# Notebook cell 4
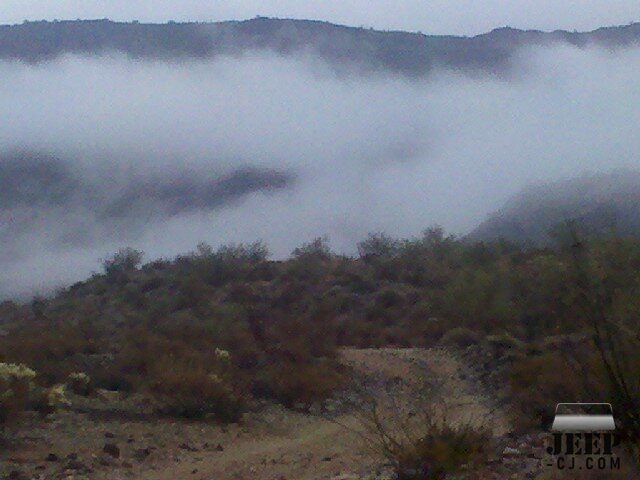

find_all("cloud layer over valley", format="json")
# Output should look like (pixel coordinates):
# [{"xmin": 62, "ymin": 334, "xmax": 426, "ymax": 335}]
[{"xmin": 2, "ymin": 43, "xmax": 640, "ymax": 297}]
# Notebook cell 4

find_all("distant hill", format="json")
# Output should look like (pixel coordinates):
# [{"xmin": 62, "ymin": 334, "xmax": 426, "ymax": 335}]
[
  {"xmin": 1, "ymin": 18, "xmax": 640, "ymax": 75},
  {"xmin": 467, "ymin": 170, "xmax": 640, "ymax": 245},
  {"xmin": 0, "ymin": 151, "xmax": 291, "ymax": 229}
]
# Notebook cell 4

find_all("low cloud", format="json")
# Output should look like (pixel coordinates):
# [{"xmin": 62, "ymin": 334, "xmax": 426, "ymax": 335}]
[{"xmin": 1, "ymin": 45, "xmax": 640, "ymax": 297}]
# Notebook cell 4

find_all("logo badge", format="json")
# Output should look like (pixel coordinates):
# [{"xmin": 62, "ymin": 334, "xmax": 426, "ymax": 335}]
[{"xmin": 545, "ymin": 403, "xmax": 621, "ymax": 471}]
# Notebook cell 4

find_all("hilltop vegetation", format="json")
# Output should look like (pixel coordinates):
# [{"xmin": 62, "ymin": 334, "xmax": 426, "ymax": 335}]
[{"xmin": 1, "ymin": 18, "xmax": 640, "ymax": 75}]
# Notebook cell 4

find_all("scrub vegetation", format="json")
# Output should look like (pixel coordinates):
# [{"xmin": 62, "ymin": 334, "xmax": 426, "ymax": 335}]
[{"xmin": 0, "ymin": 226, "xmax": 637, "ymax": 432}]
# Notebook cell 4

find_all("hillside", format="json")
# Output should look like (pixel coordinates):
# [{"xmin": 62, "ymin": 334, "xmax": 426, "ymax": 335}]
[
  {"xmin": 468, "ymin": 170, "xmax": 640, "ymax": 245},
  {"xmin": 2, "ymin": 231, "xmax": 640, "ymax": 477},
  {"xmin": 1, "ymin": 18, "xmax": 640, "ymax": 75}
]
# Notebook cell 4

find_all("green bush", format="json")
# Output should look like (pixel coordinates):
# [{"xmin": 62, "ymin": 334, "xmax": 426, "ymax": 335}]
[
  {"xmin": 0, "ymin": 363, "xmax": 36, "ymax": 425},
  {"xmin": 149, "ymin": 358, "xmax": 243, "ymax": 422},
  {"xmin": 396, "ymin": 422, "xmax": 492, "ymax": 480},
  {"xmin": 256, "ymin": 359, "xmax": 343, "ymax": 407},
  {"xmin": 101, "ymin": 247, "xmax": 144, "ymax": 277},
  {"xmin": 67, "ymin": 372, "xmax": 92, "ymax": 396},
  {"xmin": 438, "ymin": 327, "xmax": 481, "ymax": 348}
]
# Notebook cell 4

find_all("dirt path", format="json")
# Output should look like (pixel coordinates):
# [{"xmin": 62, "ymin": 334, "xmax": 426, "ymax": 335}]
[
  {"xmin": 123, "ymin": 347, "xmax": 511, "ymax": 480},
  {"xmin": 2, "ymin": 347, "xmax": 512, "ymax": 480}
]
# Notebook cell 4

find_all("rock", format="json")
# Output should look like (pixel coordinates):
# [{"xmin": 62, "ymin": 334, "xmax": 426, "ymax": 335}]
[
  {"xmin": 400, "ymin": 469, "xmax": 418, "ymax": 477},
  {"xmin": 502, "ymin": 446, "xmax": 521, "ymax": 457},
  {"xmin": 45, "ymin": 453, "xmax": 59, "ymax": 462},
  {"xmin": 308, "ymin": 403, "xmax": 322, "ymax": 415},
  {"xmin": 215, "ymin": 443, "xmax": 224, "ymax": 452},
  {"xmin": 322, "ymin": 456, "xmax": 333, "ymax": 462},
  {"xmin": 66, "ymin": 459, "xmax": 91, "ymax": 472},
  {"xmin": 98, "ymin": 456, "xmax": 113, "ymax": 466},
  {"xmin": 133, "ymin": 448, "xmax": 151, "ymax": 462},
  {"xmin": 103, "ymin": 443, "xmax": 120, "ymax": 458},
  {"xmin": 96, "ymin": 389, "xmax": 120, "ymax": 403},
  {"xmin": 179, "ymin": 442, "xmax": 199, "ymax": 452}
]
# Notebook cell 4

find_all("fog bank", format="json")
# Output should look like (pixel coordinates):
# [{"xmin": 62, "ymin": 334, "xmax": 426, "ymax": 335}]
[{"xmin": 2, "ymin": 45, "xmax": 640, "ymax": 297}]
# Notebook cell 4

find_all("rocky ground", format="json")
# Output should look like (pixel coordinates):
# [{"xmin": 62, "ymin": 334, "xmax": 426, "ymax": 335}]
[{"xmin": 1, "ymin": 347, "xmax": 634, "ymax": 480}]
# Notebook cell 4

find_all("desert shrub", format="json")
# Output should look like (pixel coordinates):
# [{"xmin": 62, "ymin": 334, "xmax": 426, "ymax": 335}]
[
  {"xmin": 185, "ymin": 241, "xmax": 270, "ymax": 287},
  {"xmin": 395, "ymin": 422, "xmax": 492, "ymax": 479},
  {"xmin": 148, "ymin": 356, "xmax": 242, "ymax": 422},
  {"xmin": 0, "ymin": 320, "xmax": 103, "ymax": 385},
  {"xmin": 404, "ymin": 301, "xmax": 450, "ymax": 345},
  {"xmin": 354, "ymin": 396, "xmax": 492, "ymax": 480},
  {"xmin": 288, "ymin": 237, "xmax": 334, "ymax": 281},
  {"xmin": 260, "ymin": 359, "xmax": 344, "ymax": 407},
  {"xmin": 507, "ymin": 350, "xmax": 604, "ymax": 430},
  {"xmin": 102, "ymin": 247, "xmax": 144, "ymax": 277},
  {"xmin": 438, "ymin": 327, "xmax": 481, "ymax": 348},
  {"xmin": 357, "ymin": 232, "xmax": 399, "ymax": 260},
  {"xmin": 0, "ymin": 300, "xmax": 20, "ymax": 324},
  {"xmin": 560, "ymin": 234, "xmax": 640, "ymax": 462},
  {"xmin": 67, "ymin": 372, "xmax": 92, "ymax": 396},
  {"xmin": 226, "ymin": 281, "xmax": 259, "ymax": 303},
  {"xmin": 30, "ymin": 384, "xmax": 71, "ymax": 416},
  {"xmin": 374, "ymin": 287, "xmax": 406, "ymax": 310},
  {"xmin": 291, "ymin": 236, "xmax": 332, "ymax": 261},
  {"xmin": 440, "ymin": 268, "xmax": 512, "ymax": 332},
  {"xmin": 99, "ymin": 327, "xmax": 244, "ymax": 421},
  {"xmin": 0, "ymin": 363, "xmax": 36, "ymax": 426},
  {"xmin": 485, "ymin": 332, "xmax": 525, "ymax": 359}
]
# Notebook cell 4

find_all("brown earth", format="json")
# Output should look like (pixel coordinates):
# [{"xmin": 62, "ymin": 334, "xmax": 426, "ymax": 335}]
[{"xmin": 3, "ymin": 347, "xmax": 620, "ymax": 480}]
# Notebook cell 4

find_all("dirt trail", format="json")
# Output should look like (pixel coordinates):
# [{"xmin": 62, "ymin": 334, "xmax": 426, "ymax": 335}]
[{"xmin": 127, "ymin": 347, "xmax": 511, "ymax": 480}]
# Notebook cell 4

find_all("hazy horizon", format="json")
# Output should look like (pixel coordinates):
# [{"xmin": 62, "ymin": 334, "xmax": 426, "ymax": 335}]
[
  {"xmin": 2, "ymin": 1, "xmax": 640, "ymax": 35},
  {"xmin": 2, "ymin": 16, "xmax": 639, "ymax": 35}
]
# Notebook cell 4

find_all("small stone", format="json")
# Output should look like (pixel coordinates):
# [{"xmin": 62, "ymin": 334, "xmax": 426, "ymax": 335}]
[
  {"xmin": 133, "ymin": 448, "xmax": 151, "ymax": 461},
  {"xmin": 179, "ymin": 443, "xmax": 199, "ymax": 452},
  {"xmin": 46, "ymin": 453, "xmax": 59, "ymax": 462},
  {"xmin": 103, "ymin": 443, "xmax": 120, "ymax": 458},
  {"xmin": 215, "ymin": 443, "xmax": 224, "ymax": 452},
  {"xmin": 66, "ymin": 459, "xmax": 89, "ymax": 471},
  {"xmin": 502, "ymin": 446, "xmax": 521, "ymax": 457}
]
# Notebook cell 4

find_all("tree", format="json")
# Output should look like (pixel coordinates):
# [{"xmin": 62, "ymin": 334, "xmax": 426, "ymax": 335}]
[{"xmin": 101, "ymin": 248, "xmax": 144, "ymax": 277}]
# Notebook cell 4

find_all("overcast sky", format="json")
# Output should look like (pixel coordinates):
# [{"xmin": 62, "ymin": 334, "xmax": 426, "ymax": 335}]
[{"xmin": 2, "ymin": 1, "xmax": 640, "ymax": 35}]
